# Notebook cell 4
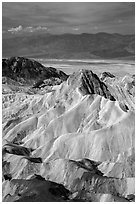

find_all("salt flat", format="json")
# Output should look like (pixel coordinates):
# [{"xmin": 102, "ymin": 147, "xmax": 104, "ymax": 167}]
[{"xmin": 38, "ymin": 59, "xmax": 135, "ymax": 76}]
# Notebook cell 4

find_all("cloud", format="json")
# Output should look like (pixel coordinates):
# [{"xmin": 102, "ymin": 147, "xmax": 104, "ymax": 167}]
[
  {"xmin": 8, "ymin": 25, "xmax": 23, "ymax": 33},
  {"xmin": 25, "ymin": 26, "xmax": 48, "ymax": 32},
  {"xmin": 72, "ymin": 27, "xmax": 79, "ymax": 31},
  {"xmin": 7, "ymin": 25, "xmax": 48, "ymax": 33}
]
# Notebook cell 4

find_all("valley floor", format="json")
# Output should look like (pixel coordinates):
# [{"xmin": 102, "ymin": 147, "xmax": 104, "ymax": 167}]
[{"xmin": 37, "ymin": 58, "xmax": 135, "ymax": 76}]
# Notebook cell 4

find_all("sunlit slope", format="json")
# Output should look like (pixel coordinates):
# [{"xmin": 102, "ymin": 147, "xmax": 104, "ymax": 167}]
[{"xmin": 2, "ymin": 67, "xmax": 135, "ymax": 201}]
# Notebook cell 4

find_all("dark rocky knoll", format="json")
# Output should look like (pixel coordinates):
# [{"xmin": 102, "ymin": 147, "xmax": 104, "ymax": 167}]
[
  {"xmin": 2, "ymin": 56, "xmax": 68, "ymax": 84},
  {"xmin": 100, "ymin": 72, "xmax": 115, "ymax": 81}
]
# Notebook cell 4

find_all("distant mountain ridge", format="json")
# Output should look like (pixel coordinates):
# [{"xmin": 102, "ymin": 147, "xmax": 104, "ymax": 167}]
[{"xmin": 3, "ymin": 32, "xmax": 135, "ymax": 59}]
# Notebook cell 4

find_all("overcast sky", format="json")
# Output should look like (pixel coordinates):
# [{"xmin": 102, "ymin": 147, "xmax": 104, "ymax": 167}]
[{"xmin": 2, "ymin": 2, "xmax": 135, "ymax": 34}]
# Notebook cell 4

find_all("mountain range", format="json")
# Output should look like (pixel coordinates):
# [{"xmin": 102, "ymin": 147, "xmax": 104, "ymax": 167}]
[{"xmin": 3, "ymin": 32, "xmax": 135, "ymax": 59}]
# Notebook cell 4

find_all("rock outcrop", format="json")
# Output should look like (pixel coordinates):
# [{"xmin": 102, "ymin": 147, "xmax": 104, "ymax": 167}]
[{"xmin": 32, "ymin": 77, "xmax": 63, "ymax": 88}]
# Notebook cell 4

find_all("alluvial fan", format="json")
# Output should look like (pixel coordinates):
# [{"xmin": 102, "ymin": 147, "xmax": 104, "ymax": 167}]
[{"xmin": 2, "ymin": 57, "xmax": 135, "ymax": 202}]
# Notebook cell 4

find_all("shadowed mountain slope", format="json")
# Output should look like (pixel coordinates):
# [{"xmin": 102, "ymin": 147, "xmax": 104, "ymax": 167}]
[{"xmin": 3, "ymin": 33, "xmax": 135, "ymax": 59}]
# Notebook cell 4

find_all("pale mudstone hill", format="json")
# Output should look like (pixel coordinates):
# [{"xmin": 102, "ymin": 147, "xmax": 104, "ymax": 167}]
[{"xmin": 2, "ymin": 58, "xmax": 135, "ymax": 202}]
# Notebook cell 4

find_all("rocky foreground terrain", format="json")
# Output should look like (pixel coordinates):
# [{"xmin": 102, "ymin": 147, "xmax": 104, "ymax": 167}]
[{"xmin": 2, "ymin": 57, "xmax": 135, "ymax": 202}]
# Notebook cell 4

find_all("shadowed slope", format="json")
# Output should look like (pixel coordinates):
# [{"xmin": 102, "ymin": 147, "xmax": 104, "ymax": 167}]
[{"xmin": 2, "ymin": 176, "xmax": 70, "ymax": 202}]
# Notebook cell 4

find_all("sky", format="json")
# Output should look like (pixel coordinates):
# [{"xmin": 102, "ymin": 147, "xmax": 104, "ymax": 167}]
[{"xmin": 2, "ymin": 2, "xmax": 135, "ymax": 35}]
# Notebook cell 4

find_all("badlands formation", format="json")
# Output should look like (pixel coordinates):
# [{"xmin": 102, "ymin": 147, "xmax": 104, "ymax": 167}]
[{"xmin": 2, "ymin": 57, "xmax": 135, "ymax": 202}]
